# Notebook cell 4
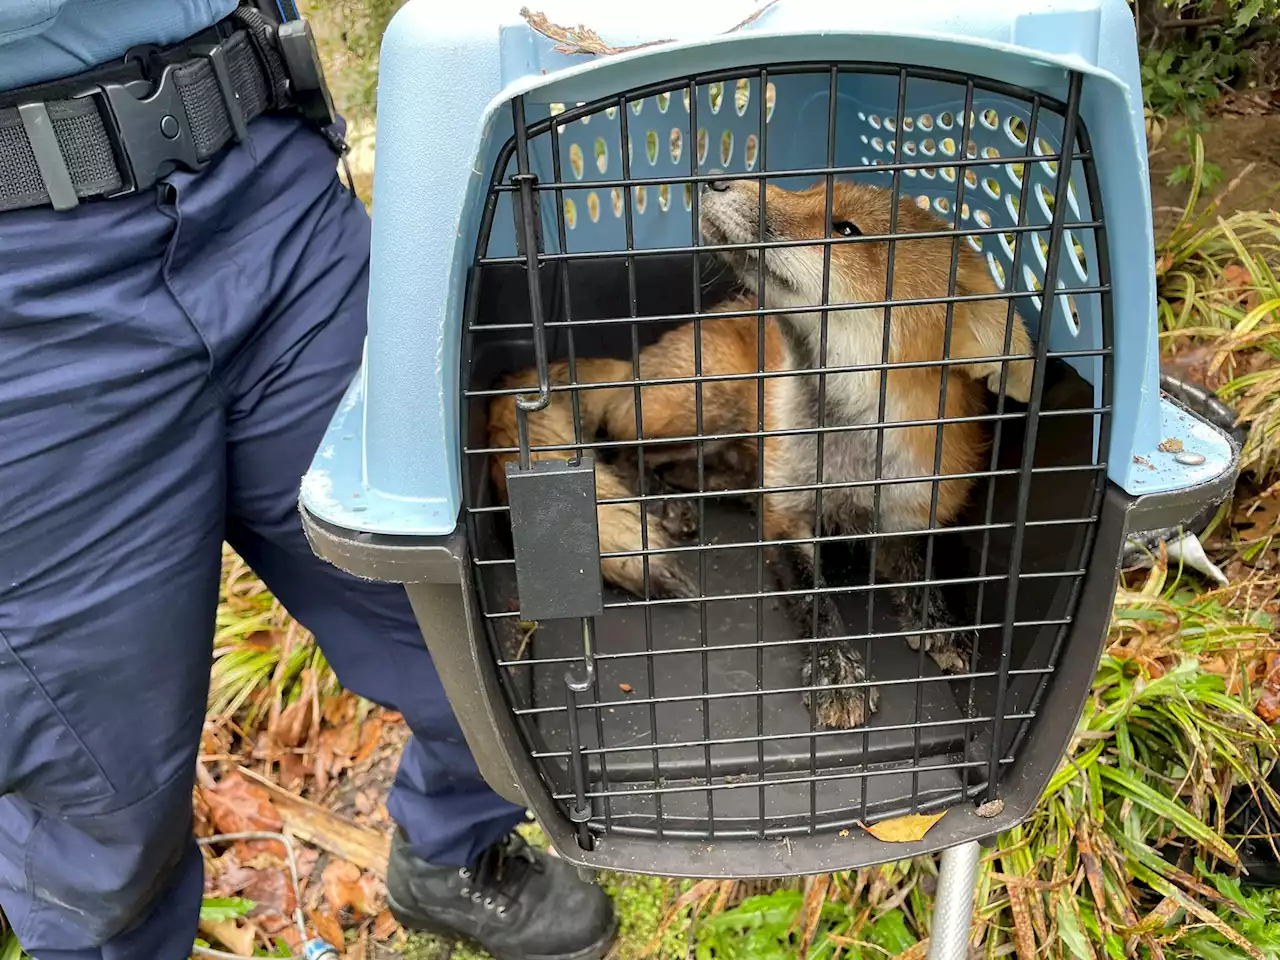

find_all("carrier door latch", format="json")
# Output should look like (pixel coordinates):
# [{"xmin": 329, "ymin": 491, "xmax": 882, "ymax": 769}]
[{"xmin": 504, "ymin": 458, "xmax": 605, "ymax": 621}]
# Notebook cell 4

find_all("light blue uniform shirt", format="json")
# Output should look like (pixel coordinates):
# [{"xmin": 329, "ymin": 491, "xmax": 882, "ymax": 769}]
[{"xmin": 0, "ymin": 0, "xmax": 237, "ymax": 91}]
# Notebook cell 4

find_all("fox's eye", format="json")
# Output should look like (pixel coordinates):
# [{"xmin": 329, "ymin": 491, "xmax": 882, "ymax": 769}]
[{"xmin": 832, "ymin": 221, "xmax": 861, "ymax": 237}]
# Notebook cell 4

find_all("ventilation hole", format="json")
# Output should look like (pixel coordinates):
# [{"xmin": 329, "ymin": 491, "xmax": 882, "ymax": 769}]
[
  {"xmin": 988, "ymin": 253, "xmax": 1007, "ymax": 288},
  {"xmin": 1006, "ymin": 115, "xmax": 1028, "ymax": 146},
  {"xmin": 697, "ymin": 128, "xmax": 708, "ymax": 165},
  {"xmin": 1007, "ymin": 194, "xmax": 1020, "ymax": 220},
  {"xmin": 940, "ymin": 167, "xmax": 955, "ymax": 182},
  {"xmin": 965, "ymin": 141, "xmax": 978, "ymax": 159},
  {"xmin": 735, "ymin": 78, "xmax": 751, "ymax": 115},
  {"xmin": 683, "ymin": 182, "xmax": 693, "ymax": 210},
  {"xmin": 982, "ymin": 146, "xmax": 1001, "ymax": 160},
  {"xmin": 887, "ymin": 139, "xmax": 897, "ymax": 155},
  {"xmin": 919, "ymin": 114, "xmax": 934, "ymax": 131},
  {"xmin": 568, "ymin": 143, "xmax": 585, "ymax": 179},
  {"xmin": 975, "ymin": 208, "xmax": 992, "ymax": 227},
  {"xmin": 1008, "ymin": 162, "xmax": 1024, "ymax": 188},
  {"xmin": 720, "ymin": 130, "xmax": 733, "ymax": 166},
  {"xmin": 1024, "ymin": 263, "xmax": 1043, "ymax": 293},
  {"xmin": 983, "ymin": 178, "xmax": 1001, "ymax": 199},
  {"xmin": 1068, "ymin": 182, "xmax": 1082, "ymax": 218},
  {"xmin": 967, "ymin": 234, "xmax": 982, "ymax": 252},
  {"xmin": 745, "ymin": 134, "xmax": 759, "ymax": 170},
  {"xmin": 1066, "ymin": 295, "xmax": 1081, "ymax": 335},
  {"xmin": 941, "ymin": 137, "xmax": 956, "ymax": 156},
  {"xmin": 885, "ymin": 116, "xmax": 897, "ymax": 132},
  {"xmin": 964, "ymin": 169, "xmax": 978, "ymax": 188},
  {"xmin": 627, "ymin": 136, "xmax": 633, "ymax": 167},
  {"xmin": 564, "ymin": 197, "xmax": 577, "ymax": 229},
  {"xmin": 961, "ymin": 202, "xmax": 971, "ymax": 220},
  {"xmin": 917, "ymin": 195, "xmax": 931, "ymax": 209},
  {"xmin": 904, "ymin": 141, "xmax": 917, "ymax": 156},
  {"xmin": 981, "ymin": 108, "xmax": 1000, "ymax": 130},
  {"xmin": 550, "ymin": 102, "xmax": 566, "ymax": 116},
  {"xmin": 709, "ymin": 82, "xmax": 724, "ymax": 114},
  {"xmin": 611, "ymin": 188, "xmax": 623, "ymax": 218},
  {"xmin": 587, "ymin": 192, "xmax": 600, "ymax": 222},
  {"xmin": 1036, "ymin": 137, "xmax": 1058, "ymax": 175},
  {"xmin": 658, "ymin": 183, "xmax": 671, "ymax": 211},
  {"xmin": 605, "ymin": 106, "xmax": 618, "ymax": 120},
  {"xmin": 766, "ymin": 82, "xmax": 777, "ymax": 122},
  {"xmin": 646, "ymin": 129, "xmax": 659, "ymax": 165},
  {"xmin": 922, "ymin": 167, "xmax": 937, "ymax": 179},
  {"xmin": 682, "ymin": 88, "xmax": 691, "ymax": 112},
  {"xmin": 670, "ymin": 128, "xmax": 683, "ymax": 163},
  {"xmin": 871, "ymin": 136, "xmax": 885, "ymax": 152},
  {"xmin": 1069, "ymin": 233, "xmax": 1088, "ymax": 279},
  {"xmin": 1035, "ymin": 234, "xmax": 1050, "ymax": 265},
  {"xmin": 1000, "ymin": 232, "xmax": 1015, "ymax": 258},
  {"xmin": 656, "ymin": 92, "xmax": 671, "ymax": 113},
  {"xmin": 905, "ymin": 167, "xmax": 918, "ymax": 178},
  {"xmin": 635, "ymin": 185, "xmax": 647, "ymax": 213},
  {"xmin": 1037, "ymin": 183, "xmax": 1055, "ymax": 217},
  {"xmin": 902, "ymin": 116, "xmax": 915, "ymax": 131},
  {"xmin": 631, "ymin": 99, "xmax": 644, "ymax": 115},
  {"xmin": 921, "ymin": 139, "xmax": 936, "ymax": 156},
  {"xmin": 862, "ymin": 155, "xmax": 870, "ymax": 165},
  {"xmin": 938, "ymin": 111, "xmax": 954, "ymax": 129},
  {"xmin": 861, "ymin": 134, "xmax": 869, "ymax": 145},
  {"xmin": 594, "ymin": 138, "xmax": 608, "ymax": 173},
  {"xmin": 935, "ymin": 197, "xmax": 951, "ymax": 214},
  {"xmin": 869, "ymin": 114, "xmax": 883, "ymax": 129}
]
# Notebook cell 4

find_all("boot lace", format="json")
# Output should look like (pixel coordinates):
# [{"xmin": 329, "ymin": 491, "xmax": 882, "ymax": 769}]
[{"xmin": 456, "ymin": 834, "xmax": 542, "ymax": 917}]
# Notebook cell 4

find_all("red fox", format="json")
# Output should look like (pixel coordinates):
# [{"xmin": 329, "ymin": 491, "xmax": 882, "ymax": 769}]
[{"xmin": 488, "ymin": 178, "xmax": 1034, "ymax": 729}]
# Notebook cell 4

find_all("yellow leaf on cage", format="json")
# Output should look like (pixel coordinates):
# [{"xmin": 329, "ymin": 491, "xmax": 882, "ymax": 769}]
[{"xmin": 858, "ymin": 811, "xmax": 946, "ymax": 843}]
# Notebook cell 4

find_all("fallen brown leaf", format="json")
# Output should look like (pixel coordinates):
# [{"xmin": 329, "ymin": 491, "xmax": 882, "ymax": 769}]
[
  {"xmin": 1158, "ymin": 438, "xmax": 1184, "ymax": 453},
  {"xmin": 308, "ymin": 908, "xmax": 345, "ymax": 951},
  {"xmin": 372, "ymin": 908, "xmax": 399, "ymax": 941},
  {"xmin": 198, "ymin": 916, "xmax": 257, "ymax": 957},
  {"xmin": 859, "ymin": 811, "xmax": 946, "ymax": 843},
  {"xmin": 322, "ymin": 860, "xmax": 383, "ymax": 917},
  {"xmin": 618, "ymin": 683, "xmax": 633, "ymax": 693},
  {"xmin": 202, "ymin": 772, "xmax": 284, "ymax": 837}
]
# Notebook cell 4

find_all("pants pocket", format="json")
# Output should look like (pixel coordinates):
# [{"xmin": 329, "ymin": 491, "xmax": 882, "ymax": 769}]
[{"xmin": 0, "ymin": 628, "xmax": 116, "ymax": 811}]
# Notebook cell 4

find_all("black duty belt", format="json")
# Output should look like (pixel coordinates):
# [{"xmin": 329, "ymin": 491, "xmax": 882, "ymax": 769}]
[{"xmin": 0, "ymin": 3, "xmax": 342, "ymax": 213}]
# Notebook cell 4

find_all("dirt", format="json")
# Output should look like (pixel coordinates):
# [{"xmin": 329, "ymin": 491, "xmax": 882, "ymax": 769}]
[{"xmin": 1148, "ymin": 103, "xmax": 1280, "ymax": 235}]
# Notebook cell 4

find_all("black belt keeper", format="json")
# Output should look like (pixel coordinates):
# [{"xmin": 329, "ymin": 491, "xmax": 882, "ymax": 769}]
[{"xmin": 0, "ymin": 3, "xmax": 340, "ymax": 214}]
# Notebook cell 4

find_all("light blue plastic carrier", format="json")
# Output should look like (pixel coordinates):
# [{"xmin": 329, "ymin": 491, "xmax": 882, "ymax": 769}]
[{"xmin": 301, "ymin": 0, "xmax": 1240, "ymax": 889}]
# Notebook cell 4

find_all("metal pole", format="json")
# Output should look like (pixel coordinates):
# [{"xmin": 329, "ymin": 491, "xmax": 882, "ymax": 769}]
[{"xmin": 927, "ymin": 841, "xmax": 981, "ymax": 960}]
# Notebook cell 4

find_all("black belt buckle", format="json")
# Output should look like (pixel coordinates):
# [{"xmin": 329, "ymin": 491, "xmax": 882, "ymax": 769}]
[
  {"xmin": 277, "ymin": 19, "xmax": 335, "ymax": 128},
  {"xmin": 76, "ymin": 64, "xmax": 205, "ymax": 196}
]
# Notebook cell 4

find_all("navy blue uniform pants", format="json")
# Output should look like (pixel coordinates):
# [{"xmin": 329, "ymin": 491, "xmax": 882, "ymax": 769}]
[{"xmin": 0, "ymin": 116, "xmax": 526, "ymax": 959}]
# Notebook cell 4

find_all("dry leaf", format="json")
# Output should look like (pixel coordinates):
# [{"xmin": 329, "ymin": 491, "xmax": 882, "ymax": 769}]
[
  {"xmin": 1157, "ymin": 438, "xmax": 1184, "ymax": 453},
  {"xmin": 859, "ymin": 811, "xmax": 946, "ymax": 843},
  {"xmin": 202, "ymin": 772, "xmax": 284, "ymax": 836},
  {"xmin": 372, "ymin": 909, "xmax": 399, "ymax": 941},
  {"xmin": 308, "ymin": 908, "xmax": 345, "ymax": 951},
  {"xmin": 322, "ymin": 860, "xmax": 383, "ymax": 917},
  {"xmin": 198, "ymin": 917, "xmax": 257, "ymax": 957},
  {"xmin": 618, "ymin": 683, "xmax": 633, "ymax": 693}
]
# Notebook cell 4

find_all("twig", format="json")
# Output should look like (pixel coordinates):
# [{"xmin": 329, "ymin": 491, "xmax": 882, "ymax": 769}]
[{"xmin": 519, "ymin": 2, "xmax": 778, "ymax": 57}]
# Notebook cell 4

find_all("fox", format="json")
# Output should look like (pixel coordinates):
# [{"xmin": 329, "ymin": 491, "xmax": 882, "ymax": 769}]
[{"xmin": 488, "ymin": 177, "xmax": 1035, "ymax": 730}]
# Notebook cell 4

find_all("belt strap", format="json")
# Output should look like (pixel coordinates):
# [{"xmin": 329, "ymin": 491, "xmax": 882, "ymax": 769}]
[{"xmin": 0, "ymin": 8, "xmax": 294, "ymax": 213}]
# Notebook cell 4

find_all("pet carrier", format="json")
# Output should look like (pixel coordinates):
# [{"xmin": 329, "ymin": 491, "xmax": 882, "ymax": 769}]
[{"xmin": 302, "ymin": 0, "xmax": 1238, "ymax": 919}]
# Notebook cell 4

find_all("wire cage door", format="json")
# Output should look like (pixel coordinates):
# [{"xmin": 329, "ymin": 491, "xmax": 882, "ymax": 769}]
[{"xmin": 461, "ymin": 60, "xmax": 1112, "ymax": 869}]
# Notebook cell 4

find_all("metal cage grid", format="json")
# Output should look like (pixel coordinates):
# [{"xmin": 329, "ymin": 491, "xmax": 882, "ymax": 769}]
[{"xmin": 458, "ymin": 62, "xmax": 1112, "ymax": 852}]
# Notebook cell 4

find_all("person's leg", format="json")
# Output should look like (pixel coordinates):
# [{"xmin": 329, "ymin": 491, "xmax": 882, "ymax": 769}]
[
  {"xmin": 0, "ymin": 191, "xmax": 224, "ymax": 958},
  {"xmin": 199, "ymin": 117, "xmax": 526, "ymax": 866},
  {"xmin": 211, "ymin": 116, "xmax": 614, "ymax": 960}
]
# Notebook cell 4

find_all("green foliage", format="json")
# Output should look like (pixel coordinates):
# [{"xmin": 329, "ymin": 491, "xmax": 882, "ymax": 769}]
[{"xmin": 1136, "ymin": 0, "xmax": 1280, "ymax": 118}]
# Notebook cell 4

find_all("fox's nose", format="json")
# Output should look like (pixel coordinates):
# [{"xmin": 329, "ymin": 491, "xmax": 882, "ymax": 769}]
[{"xmin": 703, "ymin": 168, "xmax": 733, "ymax": 193}]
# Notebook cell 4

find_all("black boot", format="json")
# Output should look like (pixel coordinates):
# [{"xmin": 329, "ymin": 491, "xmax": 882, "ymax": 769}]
[{"xmin": 385, "ymin": 829, "xmax": 617, "ymax": 960}]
